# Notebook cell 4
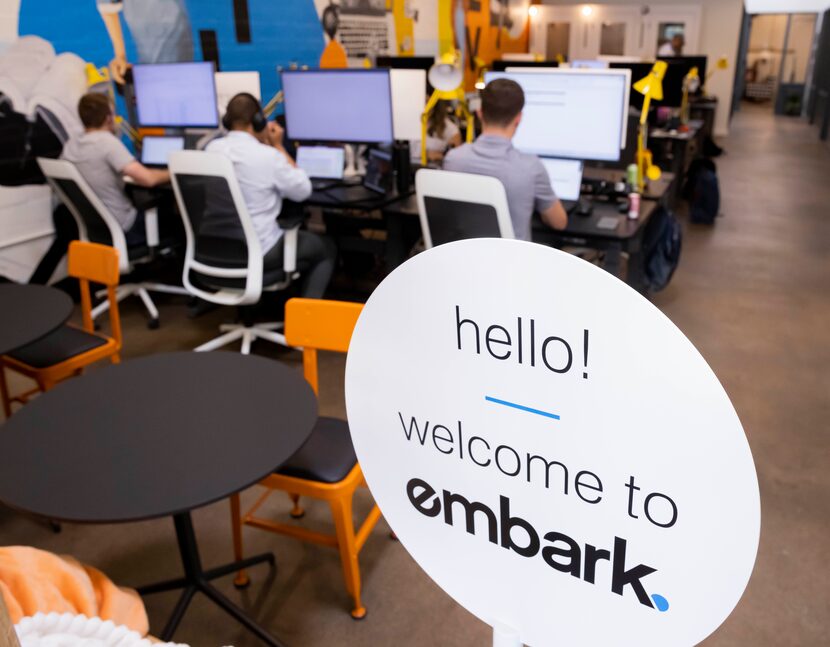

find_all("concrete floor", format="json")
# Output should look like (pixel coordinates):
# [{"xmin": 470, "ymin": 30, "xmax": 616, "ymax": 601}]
[{"xmin": 1, "ymin": 103, "xmax": 828, "ymax": 646}]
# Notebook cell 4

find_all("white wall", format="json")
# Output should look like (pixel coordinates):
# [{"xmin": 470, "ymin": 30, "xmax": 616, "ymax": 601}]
[
  {"xmin": 541, "ymin": 0, "xmax": 744, "ymax": 137},
  {"xmin": 745, "ymin": 0, "xmax": 829, "ymax": 13}
]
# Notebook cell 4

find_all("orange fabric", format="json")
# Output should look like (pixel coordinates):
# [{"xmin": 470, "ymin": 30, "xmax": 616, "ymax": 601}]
[{"xmin": 0, "ymin": 547, "xmax": 148, "ymax": 635}]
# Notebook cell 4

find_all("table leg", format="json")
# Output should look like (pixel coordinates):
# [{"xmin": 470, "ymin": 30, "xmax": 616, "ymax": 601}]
[{"xmin": 140, "ymin": 512, "xmax": 282, "ymax": 646}]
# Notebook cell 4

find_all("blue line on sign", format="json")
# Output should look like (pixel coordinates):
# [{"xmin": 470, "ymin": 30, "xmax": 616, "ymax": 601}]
[{"xmin": 485, "ymin": 396, "xmax": 561, "ymax": 421}]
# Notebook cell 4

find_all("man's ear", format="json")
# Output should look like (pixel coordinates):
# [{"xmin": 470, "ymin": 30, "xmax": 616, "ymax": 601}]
[
  {"xmin": 476, "ymin": 108, "xmax": 483, "ymax": 123},
  {"xmin": 512, "ymin": 111, "xmax": 523, "ymax": 130}
]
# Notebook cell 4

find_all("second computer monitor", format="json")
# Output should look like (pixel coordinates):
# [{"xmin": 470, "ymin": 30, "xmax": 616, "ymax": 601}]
[
  {"xmin": 133, "ymin": 62, "xmax": 219, "ymax": 128},
  {"xmin": 281, "ymin": 69, "xmax": 394, "ymax": 144},
  {"xmin": 484, "ymin": 69, "xmax": 630, "ymax": 162},
  {"xmin": 492, "ymin": 60, "xmax": 560, "ymax": 71}
]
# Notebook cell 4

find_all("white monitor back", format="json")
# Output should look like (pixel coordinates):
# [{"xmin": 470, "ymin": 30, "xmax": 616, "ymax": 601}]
[
  {"xmin": 390, "ymin": 68, "xmax": 427, "ymax": 141},
  {"xmin": 215, "ymin": 71, "xmax": 262, "ymax": 117}
]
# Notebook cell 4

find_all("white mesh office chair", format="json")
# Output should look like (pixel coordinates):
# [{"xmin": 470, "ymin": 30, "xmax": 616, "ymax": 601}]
[
  {"xmin": 37, "ymin": 157, "xmax": 188, "ymax": 328},
  {"xmin": 169, "ymin": 150, "xmax": 300, "ymax": 354},
  {"xmin": 415, "ymin": 168, "xmax": 515, "ymax": 248}
]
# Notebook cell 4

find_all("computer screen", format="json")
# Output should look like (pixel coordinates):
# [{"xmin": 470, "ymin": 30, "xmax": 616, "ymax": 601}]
[
  {"xmin": 133, "ymin": 62, "xmax": 219, "ymax": 128},
  {"xmin": 296, "ymin": 146, "xmax": 345, "ymax": 180},
  {"xmin": 492, "ymin": 60, "xmax": 559, "ymax": 71},
  {"xmin": 571, "ymin": 60, "xmax": 609, "ymax": 69},
  {"xmin": 484, "ymin": 69, "xmax": 630, "ymax": 161},
  {"xmin": 540, "ymin": 158, "xmax": 583, "ymax": 202},
  {"xmin": 376, "ymin": 56, "xmax": 435, "ymax": 71},
  {"xmin": 658, "ymin": 56, "xmax": 708, "ymax": 108},
  {"xmin": 281, "ymin": 69, "xmax": 394, "ymax": 144},
  {"xmin": 140, "ymin": 136, "xmax": 185, "ymax": 166},
  {"xmin": 609, "ymin": 62, "xmax": 654, "ymax": 109},
  {"xmin": 214, "ymin": 71, "xmax": 261, "ymax": 118},
  {"xmin": 363, "ymin": 149, "xmax": 394, "ymax": 194}
]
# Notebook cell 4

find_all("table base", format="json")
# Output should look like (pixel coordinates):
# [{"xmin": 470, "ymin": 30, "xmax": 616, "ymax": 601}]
[{"xmin": 138, "ymin": 512, "xmax": 283, "ymax": 646}]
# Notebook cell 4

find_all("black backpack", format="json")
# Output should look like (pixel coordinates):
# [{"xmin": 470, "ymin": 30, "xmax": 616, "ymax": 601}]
[
  {"xmin": 642, "ymin": 206, "xmax": 683, "ymax": 292},
  {"xmin": 684, "ymin": 158, "xmax": 720, "ymax": 225}
]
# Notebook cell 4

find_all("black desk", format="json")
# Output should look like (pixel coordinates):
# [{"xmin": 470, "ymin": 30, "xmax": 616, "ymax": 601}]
[
  {"xmin": 0, "ymin": 284, "xmax": 73, "ymax": 355},
  {"xmin": 0, "ymin": 352, "xmax": 317, "ymax": 646},
  {"xmin": 649, "ymin": 120, "xmax": 704, "ymax": 201}
]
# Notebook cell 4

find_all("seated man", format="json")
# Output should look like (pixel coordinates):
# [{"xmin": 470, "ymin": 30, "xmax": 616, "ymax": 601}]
[
  {"xmin": 61, "ymin": 92, "xmax": 170, "ymax": 246},
  {"xmin": 443, "ymin": 78, "xmax": 568, "ymax": 241},
  {"xmin": 207, "ymin": 93, "xmax": 336, "ymax": 299}
]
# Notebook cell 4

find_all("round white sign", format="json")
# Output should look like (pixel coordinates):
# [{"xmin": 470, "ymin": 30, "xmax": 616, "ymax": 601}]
[{"xmin": 345, "ymin": 239, "xmax": 760, "ymax": 647}]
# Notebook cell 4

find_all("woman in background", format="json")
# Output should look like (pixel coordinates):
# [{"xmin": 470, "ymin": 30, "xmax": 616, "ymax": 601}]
[{"xmin": 426, "ymin": 99, "xmax": 461, "ymax": 162}]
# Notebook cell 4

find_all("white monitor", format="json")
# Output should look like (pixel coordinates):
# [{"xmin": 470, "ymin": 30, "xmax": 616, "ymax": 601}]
[
  {"xmin": 390, "ymin": 68, "xmax": 427, "ymax": 141},
  {"xmin": 133, "ymin": 62, "xmax": 219, "ymax": 128},
  {"xmin": 540, "ymin": 158, "xmax": 583, "ymax": 202},
  {"xmin": 215, "ymin": 71, "xmax": 261, "ymax": 117},
  {"xmin": 281, "ymin": 69, "xmax": 394, "ymax": 144},
  {"xmin": 571, "ymin": 59, "xmax": 609, "ymax": 69},
  {"xmin": 296, "ymin": 146, "xmax": 345, "ymax": 180},
  {"xmin": 484, "ymin": 68, "xmax": 631, "ymax": 161},
  {"xmin": 140, "ymin": 135, "xmax": 185, "ymax": 167}
]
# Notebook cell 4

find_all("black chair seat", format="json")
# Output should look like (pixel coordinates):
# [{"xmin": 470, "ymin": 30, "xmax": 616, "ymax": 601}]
[
  {"xmin": 8, "ymin": 325, "xmax": 107, "ymax": 368},
  {"xmin": 192, "ymin": 235, "xmax": 287, "ymax": 290},
  {"xmin": 277, "ymin": 417, "xmax": 357, "ymax": 484}
]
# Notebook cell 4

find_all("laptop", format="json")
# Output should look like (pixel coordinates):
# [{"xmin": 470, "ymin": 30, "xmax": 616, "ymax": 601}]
[
  {"xmin": 140, "ymin": 135, "xmax": 185, "ymax": 168},
  {"xmin": 324, "ymin": 148, "xmax": 395, "ymax": 203},
  {"xmin": 296, "ymin": 146, "xmax": 345, "ymax": 188},
  {"xmin": 539, "ymin": 157, "xmax": 584, "ymax": 212}
]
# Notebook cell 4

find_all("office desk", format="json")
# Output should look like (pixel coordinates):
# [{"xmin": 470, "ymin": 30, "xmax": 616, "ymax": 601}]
[
  {"xmin": 649, "ymin": 120, "xmax": 704, "ymax": 195},
  {"xmin": 532, "ymin": 199, "xmax": 658, "ymax": 293},
  {"xmin": 583, "ymin": 168, "xmax": 677, "ymax": 205},
  {"xmin": 0, "ymin": 352, "xmax": 317, "ymax": 646}
]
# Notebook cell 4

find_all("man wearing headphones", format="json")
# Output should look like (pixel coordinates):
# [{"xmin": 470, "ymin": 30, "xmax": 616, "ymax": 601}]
[{"xmin": 207, "ymin": 93, "xmax": 336, "ymax": 299}]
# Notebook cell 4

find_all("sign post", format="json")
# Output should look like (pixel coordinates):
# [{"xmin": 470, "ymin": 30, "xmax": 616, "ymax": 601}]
[{"xmin": 346, "ymin": 239, "xmax": 760, "ymax": 647}]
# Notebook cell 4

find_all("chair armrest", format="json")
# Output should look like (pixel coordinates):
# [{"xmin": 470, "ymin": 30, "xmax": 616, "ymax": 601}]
[
  {"xmin": 282, "ymin": 225, "xmax": 299, "ymax": 274},
  {"xmin": 277, "ymin": 199, "xmax": 307, "ymax": 230}
]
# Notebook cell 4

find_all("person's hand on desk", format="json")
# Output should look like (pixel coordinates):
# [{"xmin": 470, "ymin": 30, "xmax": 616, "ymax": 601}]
[{"xmin": 122, "ymin": 161, "xmax": 170, "ymax": 187}]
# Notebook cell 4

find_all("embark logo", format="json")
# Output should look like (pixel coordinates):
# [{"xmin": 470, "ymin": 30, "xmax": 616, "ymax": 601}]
[{"xmin": 406, "ymin": 477, "xmax": 671, "ymax": 613}]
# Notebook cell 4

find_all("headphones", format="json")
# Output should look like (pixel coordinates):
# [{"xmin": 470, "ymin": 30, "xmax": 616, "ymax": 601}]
[{"xmin": 222, "ymin": 92, "xmax": 267, "ymax": 133}]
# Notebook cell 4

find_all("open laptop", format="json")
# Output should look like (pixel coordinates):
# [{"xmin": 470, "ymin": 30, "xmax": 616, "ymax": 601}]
[
  {"xmin": 539, "ymin": 157, "xmax": 584, "ymax": 212},
  {"xmin": 296, "ymin": 146, "xmax": 345, "ymax": 189},
  {"xmin": 140, "ymin": 135, "xmax": 185, "ymax": 168},
  {"xmin": 323, "ymin": 148, "xmax": 395, "ymax": 203}
]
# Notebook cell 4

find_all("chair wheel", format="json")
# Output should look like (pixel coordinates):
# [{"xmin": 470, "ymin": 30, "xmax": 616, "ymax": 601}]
[
  {"xmin": 233, "ymin": 573, "xmax": 250, "ymax": 589},
  {"xmin": 147, "ymin": 318, "xmax": 160, "ymax": 330},
  {"xmin": 351, "ymin": 607, "xmax": 367, "ymax": 621}
]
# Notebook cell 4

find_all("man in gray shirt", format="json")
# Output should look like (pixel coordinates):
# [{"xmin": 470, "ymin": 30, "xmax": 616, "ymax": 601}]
[
  {"xmin": 61, "ymin": 92, "xmax": 170, "ymax": 245},
  {"xmin": 444, "ymin": 78, "xmax": 568, "ymax": 241}
]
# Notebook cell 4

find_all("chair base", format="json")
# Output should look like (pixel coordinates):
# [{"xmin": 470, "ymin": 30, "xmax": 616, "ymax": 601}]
[
  {"xmin": 195, "ymin": 322, "xmax": 290, "ymax": 355},
  {"xmin": 92, "ymin": 283, "xmax": 189, "ymax": 328}
]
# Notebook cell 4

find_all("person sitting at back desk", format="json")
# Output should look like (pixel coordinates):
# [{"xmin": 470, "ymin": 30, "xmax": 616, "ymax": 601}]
[
  {"xmin": 61, "ymin": 92, "xmax": 170, "ymax": 246},
  {"xmin": 206, "ymin": 93, "xmax": 336, "ymax": 299},
  {"xmin": 443, "ymin": 79, "xmax": 568, "ymax": 240}
]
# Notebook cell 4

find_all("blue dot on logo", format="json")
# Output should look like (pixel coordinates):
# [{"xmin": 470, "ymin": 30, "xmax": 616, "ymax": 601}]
[{"xmin": 652, "ymin": 594, "xmax": 670, "ymax": 612}]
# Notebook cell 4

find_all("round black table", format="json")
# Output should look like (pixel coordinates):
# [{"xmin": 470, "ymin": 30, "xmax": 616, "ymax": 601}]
[
  {"xmin": 0, "ymin": 352, "xmax": 317, "ymax": 646},
  {"xmin": 0, "ymin": 283, "xmax": 73, "ymax": 355}
]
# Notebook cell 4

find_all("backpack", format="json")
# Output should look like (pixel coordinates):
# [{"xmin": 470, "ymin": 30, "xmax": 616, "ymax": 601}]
[
  {"xmin": 685, "ymin": 158, "xmax": 720, "ymax": 224},
  {"xmin": 642, "ymin": 206, "xmax": 683, "ymax": 292}
]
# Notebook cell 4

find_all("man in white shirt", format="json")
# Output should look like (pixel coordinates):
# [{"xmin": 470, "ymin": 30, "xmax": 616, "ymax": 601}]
[
  {"xmin": 658, "ymin": 34, "xmax": 685, "ymax": 57},
  {"xmin": 207, "ymin": 93, "xmax": 336, "ymax": 299}
]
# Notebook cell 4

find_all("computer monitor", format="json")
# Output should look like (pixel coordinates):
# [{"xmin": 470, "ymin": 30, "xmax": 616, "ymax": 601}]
[
  {"xmin": 375, "ymin": 56, "xmax": 435, "ymax": 72},
  {"xmin": 658, "ymin": 56, "xmax": 708, "ymax": 108},
  {"xmin": 140, "ymin": 135, "xmax": 185, "ymax": 167},
  {"xmin": 491, "ymin": 60, "xmax": 559, "ymax": 71},
  {"xmin": 540, "ymin": 158, "xmax": 583, "ymax": 202},
  {"xmin": 281, "ymin": 69, "xmax": 394, "ymax": 144},
  {"xmin": 133, "ymin": 62, "xmax": 219, "ymax": 128},
  {"xmin": 390, "ymin": 69, "xmax": 427, "ymax": 140},
  {"xmin": 484, "ymin": 69, "xmax": 630, "ymax": 161},
  {"xmin": 609, "ymin": 62, "xmax": 654, "ymax": 109},
  {"xmin": 296, "ymin": 146, "xmax": 345, "ymax": 180},
  {"xmin": 570, "ymin": 60, "xmax": 609, "ymax": 70},
  {"xmin": 214, "ymin": 71, "xmax": 261, "ymax": 117}
]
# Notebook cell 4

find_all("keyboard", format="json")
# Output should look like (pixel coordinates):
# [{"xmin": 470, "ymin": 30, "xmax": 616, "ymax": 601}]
[{"xmin": 338, "ymin": 17, "xmax": 390, "ymax": 58}]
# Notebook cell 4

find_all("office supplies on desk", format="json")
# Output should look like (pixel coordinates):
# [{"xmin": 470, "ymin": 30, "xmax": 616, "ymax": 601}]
[
  {"xmin": 133, "ymin": 62, "xmax": 219, "ymax": 128},
  {"xmin": 140, "ymin": 135, "xmax": 185, "ymax": 168}
]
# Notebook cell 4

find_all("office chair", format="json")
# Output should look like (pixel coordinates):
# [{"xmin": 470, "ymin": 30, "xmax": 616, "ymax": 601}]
[
  {"xmin": 415, "ymin": 168, "xmax": 515, "ymax": 248},
  {"xmin": 168, "ymin": 150, "xmax": 302, "ymax": 354},
  {"xmin": 230, "ymin": 298, "xmax": 382, "ymax": 619},
  {"xmin": 37, "ymin": 158, "xmax": 188, "ymax": 329},
  {"xmin": 0, "ymin": 242, "xmax": 122, "ymax": 417}
]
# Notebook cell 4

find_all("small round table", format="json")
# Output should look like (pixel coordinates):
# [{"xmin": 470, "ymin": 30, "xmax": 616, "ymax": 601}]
[
  {"xmin": 0, "ymin": 283, "xmax": 73, "ymax": 355},
  {"xmin": 0, "ymin": 352, "xmax": 317, "ymax": 646}
]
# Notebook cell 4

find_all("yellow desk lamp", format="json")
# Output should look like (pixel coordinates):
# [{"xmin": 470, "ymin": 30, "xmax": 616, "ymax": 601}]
[
  {"xmin": 703, "ymin": 57, "xmax": 729, "ymax": 94},
  {"xmin": 85, "ymin": 63, "xmax": 139, "ymax": 144},
  {"xmin": 421, "ymin": 52, "xmax": 475, "ymax": 165},
  {"xmin": 681, "ymin": 66, "xmax": 700, "ymax": 124},
  {"xmin": 632, "ymin": 60, "xmax": 668, "ymax": 192}
]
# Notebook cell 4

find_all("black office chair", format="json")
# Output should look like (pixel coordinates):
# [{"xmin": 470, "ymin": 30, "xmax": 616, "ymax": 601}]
[
  {"xmin": 415, "ymin": 168, "xmax": 515, "ymax": 248},
  {"xmin": 169, "ymin": 150, "xmax": 302, "ymax": 354},
  {"xmin": 37, "ymin": 158, "xmax": 188, "ymax": 329}
]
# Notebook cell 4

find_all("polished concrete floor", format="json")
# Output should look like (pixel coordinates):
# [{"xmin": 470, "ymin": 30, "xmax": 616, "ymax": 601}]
[{"xmin": 1, "ymin": 103, "xmax": 828, "ymax": 646}]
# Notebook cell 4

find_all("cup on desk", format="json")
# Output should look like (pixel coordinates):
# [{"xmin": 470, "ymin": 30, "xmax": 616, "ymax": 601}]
[{"xmin": 628, "ymin": 193, "xmax": 640, "ymax": 220}]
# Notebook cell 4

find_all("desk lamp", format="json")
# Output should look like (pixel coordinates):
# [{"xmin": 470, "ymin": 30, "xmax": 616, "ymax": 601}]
[
  {"xmin": 703, "ymin": 57, "xmax": 729, "ymax": 94},
  {"xmin": 86, "ymin": 63, "xmax": 138, "ymax": 145},
  {"xmin": 632, "ymin": 60, "xmax": 668, "ymax": 192},
  {"xmin": 421, "ymin": 52, "xmax": 475, "ymax": 165},
  {"xmin": 681, "ymin": 66, "xmax": 700, "ymax": 124}
]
